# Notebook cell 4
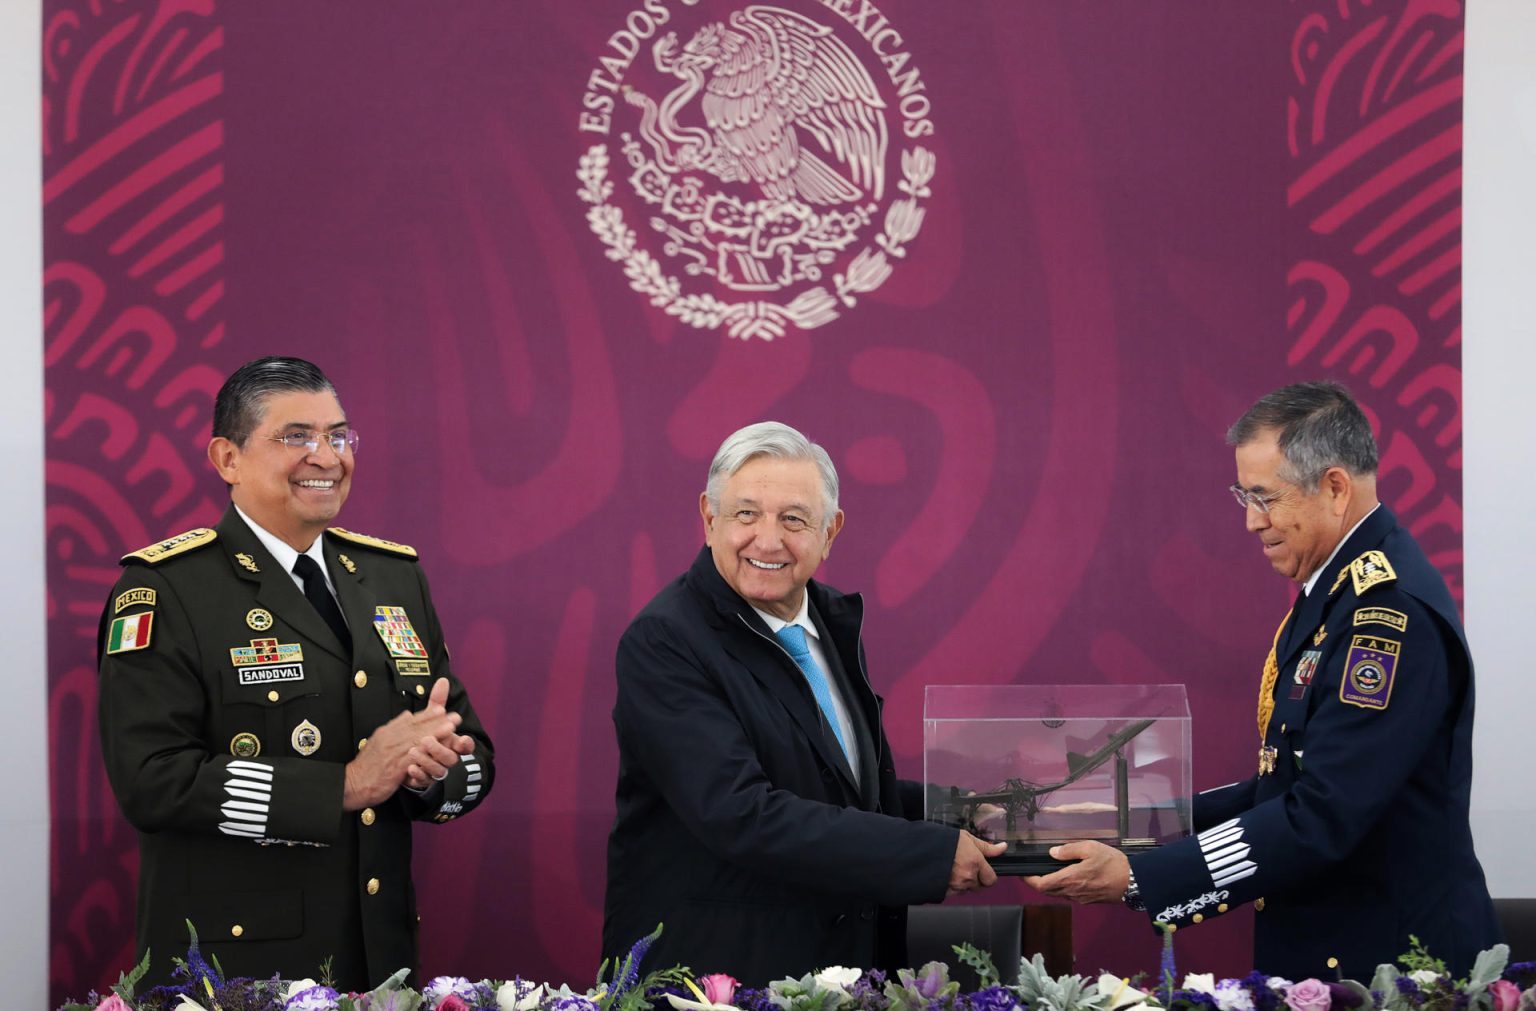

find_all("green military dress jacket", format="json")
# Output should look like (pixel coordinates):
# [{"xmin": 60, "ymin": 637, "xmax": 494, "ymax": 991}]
[{"xmin": 98, "ymin": 505, "xmax": 495, "ymax": 989}]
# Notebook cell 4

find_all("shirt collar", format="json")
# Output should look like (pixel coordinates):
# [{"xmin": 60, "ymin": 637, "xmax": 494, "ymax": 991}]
[
  {"xmin": 1302, "ymin": 503, "xmax": 1380, "ymax": 596},
  {"xmin": 233, "ymin": 504, "xmax": 331, "ymax": 588},
  {"xmin": 752, "ymin": 591, "xmax": 818, "ymax": 640}
]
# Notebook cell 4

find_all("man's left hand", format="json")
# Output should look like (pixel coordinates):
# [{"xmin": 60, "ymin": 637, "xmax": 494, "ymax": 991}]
[{"xmin": 1023, "ymin": 840, "xmax": 1130, "ymax": 904}]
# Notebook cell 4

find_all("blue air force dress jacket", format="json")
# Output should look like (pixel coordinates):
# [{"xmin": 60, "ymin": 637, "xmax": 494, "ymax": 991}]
[
  {"xmin": 603, "ymin": 547, "xmax": 958, "ymax": 984},
  {"xmin": 1128, "ymin": 505, "xmax": 1498, "ymax": 979},
  {"xmin": 97, "ymin": 506, "xmax": 495, "ymax": 990}
]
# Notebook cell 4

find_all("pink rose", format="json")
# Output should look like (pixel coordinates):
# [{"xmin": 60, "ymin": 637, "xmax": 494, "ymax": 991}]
[
  {"xmin": 95, "ymin": 996, "xmax": 132, "ymax": 1011},
  {"xmin": 1490, "ymin": 981, "xmax": 1522, "ymax": 1011},
  {"xmin": 438, "ymin": 996, "xmax": 472, "ymax": 1011},
  {"xmin": 1285, "ymin": 979, "xmax": 1332, "ymax": 1011},
  {"xmin": 700, "ymin": 974, "xmax": 740, "ymax": 1006}
]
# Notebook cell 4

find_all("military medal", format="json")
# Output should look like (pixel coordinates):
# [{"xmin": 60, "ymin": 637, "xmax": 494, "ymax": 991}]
[
  {"xmin": 230, "ymin": 637, "xmax": 305, "ymax": 685},
  {"xmin": 230, "ymin": 732, "xmax": 261, "ymax": 758},
  {"xmin": 1255, "ymin": 610, "xmax": 1291, "ymax": 775},
  {"xmin": 1258, "ymin": 745, "xmax": 1278, "ymax": 775},
  {"xmin": 246, "ymin": 608, "xmax": 274, "ymax": 631},
  {"xmin": 291, "ymin": 719, "xmax": 321, "ymax": 756}
]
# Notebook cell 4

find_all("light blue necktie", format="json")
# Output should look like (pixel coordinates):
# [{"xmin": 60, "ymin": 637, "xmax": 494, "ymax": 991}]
[{"xmin": 775, "ymin": 624, "xmax": 851, "ymax": 762}]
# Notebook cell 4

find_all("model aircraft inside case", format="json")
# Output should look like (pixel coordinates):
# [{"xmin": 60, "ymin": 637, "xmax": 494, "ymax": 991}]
[{"xmin": 923, "ymin": 684, "xmax": 1192, "ymax": 874}]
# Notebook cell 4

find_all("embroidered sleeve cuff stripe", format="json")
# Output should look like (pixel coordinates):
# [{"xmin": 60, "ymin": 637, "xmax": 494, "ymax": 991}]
[
  {"xmin": 1198, "ymin": 818, "xmax": 1257, "ymax": 887},
  {"xmin": 220, "ymin": 760, "xmax": 273, "ymax": 840}
]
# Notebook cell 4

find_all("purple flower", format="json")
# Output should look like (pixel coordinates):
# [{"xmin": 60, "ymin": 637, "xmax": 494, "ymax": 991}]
[
  {"xmin": 285, "ymin": 984, "xmax": 342, "ymax": 1011},
  {"xmin": 550, "ymin": 996, "xmax": 601, "ymax": 1011},
  {"xmin": 898, "ymin": 963, "xmax": 949, "ymax": 1000},
  {"xmin": 424, "ymin": 977, "xmax": 478, "ymax": 1007},
  {"xmin": 1284, "ymin": 980, "xmax": 1331, "ymax": 1011},
  {"xmin": 969, "ymin": 985, "xmax": 1022, "ymax": 1011}
]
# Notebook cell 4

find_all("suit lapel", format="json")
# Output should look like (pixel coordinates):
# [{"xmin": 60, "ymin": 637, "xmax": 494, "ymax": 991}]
[{"xmin": 216, "ymin": 508, "xmax": 351, "ymax": 663}]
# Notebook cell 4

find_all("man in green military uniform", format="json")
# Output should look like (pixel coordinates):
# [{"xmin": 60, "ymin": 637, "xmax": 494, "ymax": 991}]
[{"xmin": 98, "ymin": 356, "xmax": 496, "ymax": 990}]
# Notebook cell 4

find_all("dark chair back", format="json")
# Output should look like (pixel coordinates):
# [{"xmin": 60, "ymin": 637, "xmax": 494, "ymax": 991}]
[
  {"xmin": 906, "ymin": 906, "xmax": 1033, "ymax": 988},
  {"xmin": 1495, "ymin": 898, "xmax": 1536, "ymax": 960}
]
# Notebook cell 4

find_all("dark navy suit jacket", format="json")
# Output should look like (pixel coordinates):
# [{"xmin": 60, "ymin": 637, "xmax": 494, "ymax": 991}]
[
  {"xmin": 1130, "ymin": 505, "xmax": 1498, "ymax": 978},
  {"xmin": 603, "ymin": 547, "xmax": 956, "ymax": 983}
]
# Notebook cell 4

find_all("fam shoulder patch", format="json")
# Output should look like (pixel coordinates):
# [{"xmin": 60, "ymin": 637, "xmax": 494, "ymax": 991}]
[
  {"xmin": 122, "ymin": 528, "xmax": 217, "ymax": 565},
  {"xmin": 1339, "ymin": 634, "xmax": 1400, "ymax": 711},
  {"xmin": 326, "ymin": 527, "xmax": 417, "ymax": 559},
  {"xmin": 1354, "ymin": 606, "xmax": 1409, "ymax": 633},
  {"xmin": 1349, "ymin": 550, "xmax": 1397, "ymax": 596}
]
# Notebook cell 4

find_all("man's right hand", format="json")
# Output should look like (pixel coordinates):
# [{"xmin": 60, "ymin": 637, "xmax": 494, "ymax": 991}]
[
  {"xmin": 341, "ymin": 678, "xmax": 470, "ymax": 810},
  {"xmin": 948, "ymin": 830, "xmax": 1007, "ymax": 896}
]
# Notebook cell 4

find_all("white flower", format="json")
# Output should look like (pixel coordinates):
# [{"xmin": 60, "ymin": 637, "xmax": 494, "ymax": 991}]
[
  {"xmin": 1098, "ymin": 975, "xmax": 1152, "ymax": 1011},
  {"xmin": 499, "ymin": 981, "xmax": 547, "ymax": 1011},
  {"xmin": 173, "ymin": 999, "xmax": 210, "ymax": 1011},
  {"xmin": 285, "ymin": 980, "xmax": 319, "ymax": 1001},
  {"xmin": 814, "ymin": 966, "xmax": 862, "ymax": 993},
  {"xmin": 664, "ymin": 995, "xmax": 738, "ymax": 1011},
  {"xmin": 1183, "ymin": 974, "xmax": 1218, "ymax": 994},
  {"xmin": 1267, "ymin": 979, "xmax": 1295, "ymax": 993},
  {"xmin": 1410, "ymin": 970, "xmax": 1441, "ymax": 986},
  {"xmin": 1215, "ymin": 980, "xmax": 1256, "ymax": 1011}
]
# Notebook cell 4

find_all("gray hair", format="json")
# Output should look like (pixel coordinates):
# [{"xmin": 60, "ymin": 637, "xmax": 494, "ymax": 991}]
[
  {"xmin": 1227, "ymin": 381, "xmax": 1379, "ymax": 490},
  {"xmin": 705, "ymin": 421, "xmax": 840, "ymax": 527}
]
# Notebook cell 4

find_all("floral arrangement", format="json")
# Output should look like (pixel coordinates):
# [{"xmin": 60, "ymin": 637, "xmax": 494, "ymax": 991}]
[{"xmin": 59, "ymin": 924, "xmax": 1536, "ymax": 1011}]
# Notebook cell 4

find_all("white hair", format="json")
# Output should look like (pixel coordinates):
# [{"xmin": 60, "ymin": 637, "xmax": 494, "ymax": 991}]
[{"xmin": 704, "ymin": 421, "xmax": 839, "ymax": 527}]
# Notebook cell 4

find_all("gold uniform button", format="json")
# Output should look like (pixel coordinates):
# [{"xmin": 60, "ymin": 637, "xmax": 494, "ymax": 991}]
[
  {"xmin": 1254, "ymin": 898, "xmax": 1266, "ymax": 912},
  {"xmin": 231, "ymin": 924, "xmax": 244, "ymax": 938},
  {"xmin": 358, "ymin": 738, "xmax": 368, "ymax": 750},
  {"xmin": 366, "ymin": 877, "xmax": 380, "ymax": 895},
  {"xmin": 361, "ymin": 808, "xmax": 376, "ymax": 826},
  {"xmin": 1217, "ymin": 903, "xmax": 1229, "ymax": 913},
  {"xmin": 267, "ymin": 690, "xmax": 280, "ymax": 702},
  {"xmin": 415, "ymin": 684, "xmax": 426, "ymax": 696},
  {"xmin": 1192, "ymin": 913, "xmax": 1204, "ymax": 924},
  {"xmin": 1166, "ymin": 924, "xmax": 1177, "ymax": 933},
  {"xmin": 354, "ymin": 670, "xmax": 367, "ymax": 688},
  {"xmin": 1327, "ymin": 957, "xmax": 1339, "ymax": 969}
]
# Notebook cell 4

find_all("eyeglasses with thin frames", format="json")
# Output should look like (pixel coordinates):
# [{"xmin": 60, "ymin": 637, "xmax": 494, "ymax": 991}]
[
  {"xmin": 264, "ymin": 429, "xmax": 360, "ymax": 456},
  {"xmin": 1228, "ymin": 482, "xmax": 1291, "ymax": 515}
]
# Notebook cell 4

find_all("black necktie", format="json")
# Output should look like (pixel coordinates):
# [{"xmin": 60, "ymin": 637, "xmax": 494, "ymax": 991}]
[{"xmin": 293, "ymin": 554, "xmax": 352, "ymax": 654}]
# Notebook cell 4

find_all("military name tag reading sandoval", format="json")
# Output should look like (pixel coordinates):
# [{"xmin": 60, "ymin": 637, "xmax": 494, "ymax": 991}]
[{"xmin": 230, "ymin": 638, "xmax": 306, "ymax": 686}]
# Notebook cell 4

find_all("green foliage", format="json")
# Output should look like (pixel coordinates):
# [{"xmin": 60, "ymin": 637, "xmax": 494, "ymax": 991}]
[
  {"xmin": 952, "ymin": 943, "xmax": 1001, "ymax": 990},
  {"xmin": 1399, "ymin": 936, "xmax": 1449, "ymax": 978},
  {"xmin": 110, "ymin": 947, "xmax": 153, "ymax": 1004},
  {"xmin": 1012, "ymin": 953, "xmax": 1102, "ymax": 1011}
]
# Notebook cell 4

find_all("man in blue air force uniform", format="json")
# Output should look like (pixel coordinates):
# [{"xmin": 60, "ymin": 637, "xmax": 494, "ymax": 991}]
[
  {"xmin": 98, "ymin": 357, "xmax": 495, "ymax": 990},
  {"xmin": 1028, "ymin": 382, "xmax": 1498, "ymax": 979}
]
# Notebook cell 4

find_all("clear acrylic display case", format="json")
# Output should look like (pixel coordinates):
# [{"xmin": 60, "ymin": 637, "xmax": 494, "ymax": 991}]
[{"xmin": 923, "ymin": 684, "xmax": 1192, "ymax": 875}]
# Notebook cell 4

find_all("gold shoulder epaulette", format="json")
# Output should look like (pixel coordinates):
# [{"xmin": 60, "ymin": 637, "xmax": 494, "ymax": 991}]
[
  {"xmin": 121, "ymin": 528, "xmax": 218, "ymax": 565},
  {"xmin": 1349, "ymin": 549, "xmax": 1397, "ymax": 596},
  {"xmin": 326, "ymin": 526, "xmax": 418, "ymax": 559}
]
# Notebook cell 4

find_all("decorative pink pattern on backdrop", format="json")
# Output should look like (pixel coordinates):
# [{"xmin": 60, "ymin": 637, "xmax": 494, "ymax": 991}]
[
  {"xmin": 44, "ymin": 2, "xmax": 1463, "ymax": 1003},
  {"xmin": 44, "ymin": 0, "xmax": 226, "ymax": 1002},
  {"xmin": 1286, "ymin": 0, "xmax": 1465, "ymax": 597}
]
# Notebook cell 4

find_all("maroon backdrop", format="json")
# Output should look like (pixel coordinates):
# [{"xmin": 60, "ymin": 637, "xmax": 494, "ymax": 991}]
[{"xmin": 43, "ymin": 0, "xmax": 1466, "ymax": 1003}]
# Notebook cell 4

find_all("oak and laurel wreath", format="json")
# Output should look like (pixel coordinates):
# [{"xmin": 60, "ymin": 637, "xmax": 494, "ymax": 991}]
[{"xmin": 577, "ymin": 143, "xmax": 935, "ymax": 340}]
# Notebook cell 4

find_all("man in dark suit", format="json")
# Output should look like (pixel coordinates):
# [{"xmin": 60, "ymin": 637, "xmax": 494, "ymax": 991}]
[
  {"xmin": 98, "ymin": 357, "xmax": 495, "ymax": 989},
  {"xmin": 1026, "ymin": 382, "xmax": 1498, "ymax": 979},
  {"xmin": 603, "ymin": 421, "xmax": 1005, "ymax": 984}
]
